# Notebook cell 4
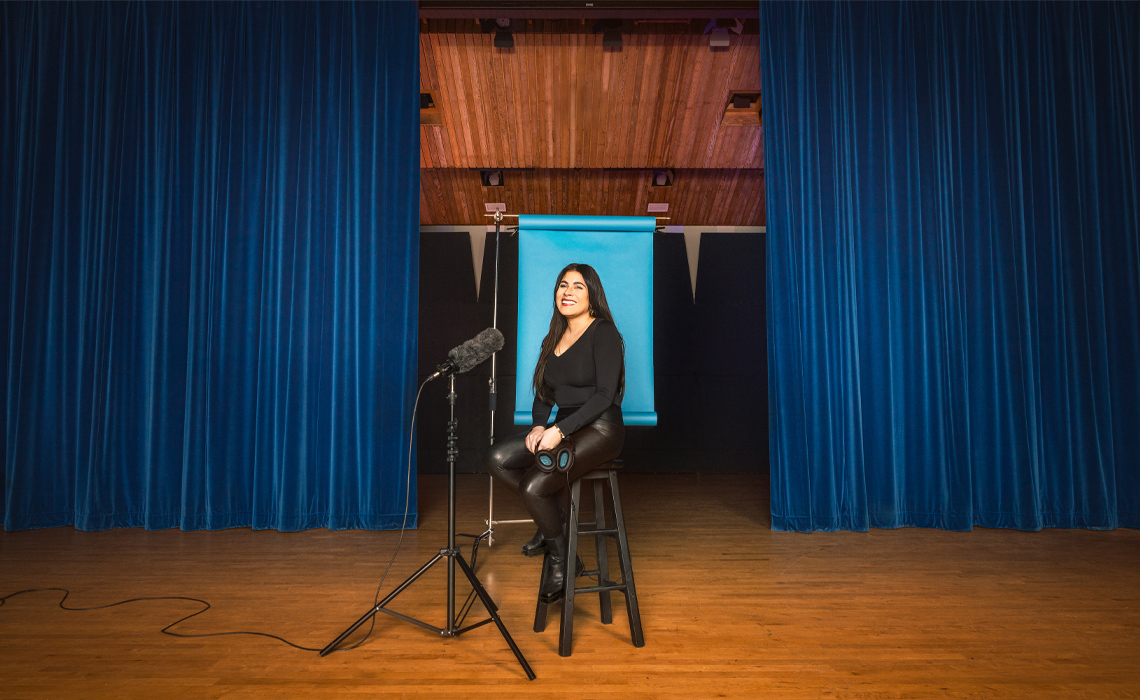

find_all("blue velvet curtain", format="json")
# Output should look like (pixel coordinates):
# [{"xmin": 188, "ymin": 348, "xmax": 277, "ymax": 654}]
[
  {"xmin": 1, "ymin": 1, "xmax": 420, "ymax": 531},
  {"xmin": 761, "ymin": 2, "xmax": 1139, "ymax": 532}
]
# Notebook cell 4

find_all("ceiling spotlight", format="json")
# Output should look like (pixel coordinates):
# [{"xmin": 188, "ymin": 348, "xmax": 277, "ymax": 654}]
[
  {"xmin": 652, "ymin": 170, "xmax": 674, "ymax": 187},
  {"xmin": 481, "ymin": 18, "xmax": 515, "ymax": 49},
  {"xmin": 481, "ymin": 170, "xmax": 504, "ymax": 187},
  {"xmin": 593, "ymin": 19, "xmax": 623, "ymax": 49},
  {"xmin": 704, "ymin": 18, "xmax": 743, "ymax": 49}
]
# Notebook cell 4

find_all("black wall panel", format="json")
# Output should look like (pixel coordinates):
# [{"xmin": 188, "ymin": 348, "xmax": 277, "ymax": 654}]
[{"xmin": 417, "ymin": 230, "xmax": 766, "ymax": 475}]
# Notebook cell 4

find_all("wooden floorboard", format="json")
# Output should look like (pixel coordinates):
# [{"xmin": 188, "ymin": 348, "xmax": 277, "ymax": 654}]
[{"xmin": 3, "ymin": 474, "xmax": 1139, "ymax": 699}]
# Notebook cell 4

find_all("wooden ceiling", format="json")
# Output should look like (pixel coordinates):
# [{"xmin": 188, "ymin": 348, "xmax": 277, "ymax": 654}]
[
  {"xmin": 419, "ymin": 17, "xmax": 765, "ymax": 226},
  {"xmin": 421, "ymin": 168, "xmax": 765, "ymax": 226}
]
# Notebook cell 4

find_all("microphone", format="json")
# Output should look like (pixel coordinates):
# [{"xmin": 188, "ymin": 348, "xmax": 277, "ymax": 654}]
[{"xmin": 428, "ymin": 328, "xmax": 504, "ymax": 381}]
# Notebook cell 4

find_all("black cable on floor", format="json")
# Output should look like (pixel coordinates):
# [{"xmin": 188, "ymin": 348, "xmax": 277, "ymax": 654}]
[
  {"xmin": 0, "ymin": 380, "xmax": 429, "ymax": 655},
  {"xmin": 0, "ymin": 588, "xmax": 325, "ymax": 651}
]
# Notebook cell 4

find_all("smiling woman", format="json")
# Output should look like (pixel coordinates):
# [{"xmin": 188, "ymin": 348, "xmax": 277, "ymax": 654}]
[
  {"xmin": 555, "ymin": 271, "xmax": 591, "ymax": 333},
  {"xmin": 484, "ymin": 263, "xmax": 626, "ymax": 605}
]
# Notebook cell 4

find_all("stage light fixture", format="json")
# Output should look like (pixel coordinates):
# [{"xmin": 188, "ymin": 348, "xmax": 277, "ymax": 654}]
[
  {"xmin": 704, "ymin": 18, "xmax": 744, "ymax": 49},
  {"xmin": 593, "ymin": 19, "xmax": 623, "ymax": 49},
  {"xmin": 494, "ymin": 17, "xmax": 514, "ymax": 48},
  {"xmin": 652, "ymin": 170, "xmax": 674, "ymax": 187},
  {"xmin": 481, "ymin": 18, "xmax": 515, "ymax": 49},
  {"xmin": 481, "ymin": 170, "xmax": 504, "ymax": 187},
  {"xmin": 420, "ymin": 90, "xmax": 442, "ymax": 125},
  {"xmin": 723, "ymin": 91, "xmax": 762, "ymax": 126}
]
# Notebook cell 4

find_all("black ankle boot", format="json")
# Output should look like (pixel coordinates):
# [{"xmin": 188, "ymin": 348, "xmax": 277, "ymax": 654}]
[
  {"xmin": 538, "ymin": 534, "xmax": 569, "ymax": 604},
  {"xmin": 521, "ymin": 529, "xmax": 547, "ymax": 557}
]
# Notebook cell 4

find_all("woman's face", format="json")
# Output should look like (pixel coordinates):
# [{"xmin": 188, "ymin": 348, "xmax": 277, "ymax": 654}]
[{"xmin": 556, "ymin": 270, "xmax": 590, "ymax": 320}]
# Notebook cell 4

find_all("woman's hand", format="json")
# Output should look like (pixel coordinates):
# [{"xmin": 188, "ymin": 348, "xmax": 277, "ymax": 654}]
[
  {"xmin": 535, "ymin": 426, "xmax": 563, "ymax": 453},
  {"xmin": 524, "ymin": 426, "xmax": 546, "ymax": 453}
]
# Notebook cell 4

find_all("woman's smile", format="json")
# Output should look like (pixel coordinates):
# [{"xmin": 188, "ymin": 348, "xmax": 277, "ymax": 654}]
[{"xmin": 557, "ymin": 271, "xmax": 590, "ymax": 318}]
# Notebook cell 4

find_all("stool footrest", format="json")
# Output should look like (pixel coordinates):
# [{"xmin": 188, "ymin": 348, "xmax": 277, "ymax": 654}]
[
  {"xmin": 578, "ymin": 571, "xmax": 619, "ymax": 584},
  {"xmin": 574, "ymin": 583, "xmax": 627, "ymax": 595},
  {"xmin": 578, "ymin": 527, "xmax": 618, "ymax": 537}
]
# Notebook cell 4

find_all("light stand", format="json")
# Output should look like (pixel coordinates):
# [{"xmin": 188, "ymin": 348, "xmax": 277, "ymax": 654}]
[
  {"xmin": 471, "ymin": 211, "xmax": 531, "ymax": 561},
  {"xmin": 320, "ymin": 374, "xmax": 535, "ymax": 680}
]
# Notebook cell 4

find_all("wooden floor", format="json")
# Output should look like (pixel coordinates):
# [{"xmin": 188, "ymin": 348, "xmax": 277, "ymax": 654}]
[{"xmin": 2, "ymin": 474, "xmax": 1139, "ymax": 699}]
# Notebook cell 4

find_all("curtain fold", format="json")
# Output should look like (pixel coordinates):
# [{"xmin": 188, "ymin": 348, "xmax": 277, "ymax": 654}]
[
  {"xmin": 760, "ymin": 1, "xmax": 1139, "ymax": 531},
  {"xmin": 1, "ymin": 1, "xmax": 420, "ymax": 531}
]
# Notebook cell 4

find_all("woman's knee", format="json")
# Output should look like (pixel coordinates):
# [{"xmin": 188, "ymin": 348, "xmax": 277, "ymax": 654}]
[
  {"xmin": 483, "ymin": 443, "xmax": 511, "ymax": 474},
  {"xmin": 519, "ymin": 469, "xmax": 558, "ymax": 500}
]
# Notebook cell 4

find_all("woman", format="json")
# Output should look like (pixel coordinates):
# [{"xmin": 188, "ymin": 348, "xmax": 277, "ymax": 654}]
[{"xmin": 484, "ymin": 263, "xmax": 625, "ymax": 605}]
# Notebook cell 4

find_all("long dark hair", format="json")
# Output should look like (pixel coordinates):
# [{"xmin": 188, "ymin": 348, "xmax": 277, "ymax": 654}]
[{"xmin": 532, "ymin": 263, "xmax": 625, "ymax": 406}]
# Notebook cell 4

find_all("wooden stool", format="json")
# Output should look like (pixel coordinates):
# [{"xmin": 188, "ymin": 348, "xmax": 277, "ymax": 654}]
[{"xmin": 534, "ymin": 462, "xmax": 645, "ymax": 657}]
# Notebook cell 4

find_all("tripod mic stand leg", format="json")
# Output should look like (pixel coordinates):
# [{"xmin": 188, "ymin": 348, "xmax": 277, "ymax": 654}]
[
  {"xmin": 319, "ymin": 375, "xmax": 535, "ymax": 677},
  {"xmin": 320, "ymin": 551, "xmax": 446, "ymax": 656},
  {"xmin": 454, "ymin": 552, "xmax": 536, "ymax": 680}
]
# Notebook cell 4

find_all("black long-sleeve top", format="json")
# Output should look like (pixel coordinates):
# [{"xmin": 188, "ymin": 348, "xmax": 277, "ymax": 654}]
[{"xmin": 531, "ymin": 318, "xmax": 624, "ymax": 435}]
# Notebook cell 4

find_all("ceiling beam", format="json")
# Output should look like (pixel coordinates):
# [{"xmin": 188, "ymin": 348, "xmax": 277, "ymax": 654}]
[{"xmin": 420, "ymin": 1, "xmax": 759, "ymax": 20}]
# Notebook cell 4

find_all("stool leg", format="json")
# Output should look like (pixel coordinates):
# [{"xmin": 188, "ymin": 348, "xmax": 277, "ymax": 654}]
[
  {"xmin": 593, "ymin": 478, "xmax": 613, "ymax": 625},
  {"xmin": 533, "ymin": 557, "xmax": 549, "ymax": 633},
  {"xmin": 609, "ymin": 471, "xmax": 645, "ymax": 648},
  {"xmin": 558, "ymin": 478, "xmax": 582, "ymax": 657}
]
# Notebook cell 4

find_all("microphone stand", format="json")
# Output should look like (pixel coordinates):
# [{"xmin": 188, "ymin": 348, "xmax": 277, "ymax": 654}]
[{"xmin": 320, "ymin": 374, "xmax": 535, "ymax": 680}]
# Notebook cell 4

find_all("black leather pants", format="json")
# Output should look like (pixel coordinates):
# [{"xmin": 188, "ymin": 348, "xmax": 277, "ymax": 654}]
[{"xmin": 483, "ymin": 418, "xmax": 624, "ymax": 539}]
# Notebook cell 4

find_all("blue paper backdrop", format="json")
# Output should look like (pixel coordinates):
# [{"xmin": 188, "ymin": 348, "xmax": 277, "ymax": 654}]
[
  {"xmin": 515, "ymin": 215, "xmax": 657, "ymax": 426},
  {"xmin": 1, "ymin": 1, "xmax": 420, "ymax": 531},
  {"xmin": 760, "ymin": 1, "xmax": 1139, "ymax": 531}
]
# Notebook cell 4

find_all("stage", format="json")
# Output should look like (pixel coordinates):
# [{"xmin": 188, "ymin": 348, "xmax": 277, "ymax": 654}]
[{"xmin": 3, "ymin": 473, "xmax": 1138, "ymax": 699}]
